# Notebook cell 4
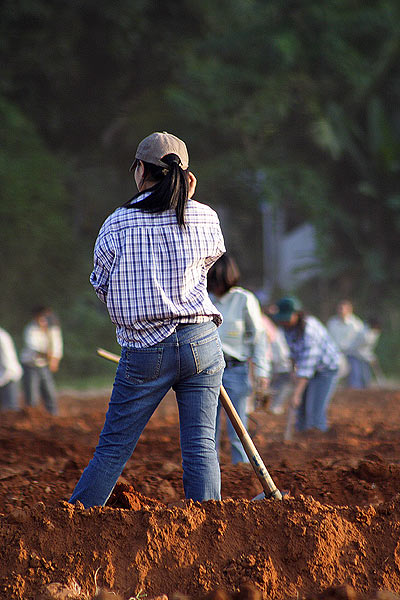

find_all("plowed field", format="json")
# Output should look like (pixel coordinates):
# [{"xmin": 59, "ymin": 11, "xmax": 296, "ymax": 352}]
[{"xmin": 1, "ymin": 386, "xmax": 400, "ymax": 600}]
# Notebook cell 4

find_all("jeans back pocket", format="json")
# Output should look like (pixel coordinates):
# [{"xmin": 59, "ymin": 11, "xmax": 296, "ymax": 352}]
[
  {"xmin": 190, "ymin": 334, "xmax": 224, "ymax": 375},
  {"xmin": 124, "ymin": 348, "xmax": 163, "ymax": 383}
]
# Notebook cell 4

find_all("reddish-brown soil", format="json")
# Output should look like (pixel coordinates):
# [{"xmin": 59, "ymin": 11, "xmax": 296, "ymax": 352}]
[{"xmin": 1, "ymin": 386, "xmax": 400, "ymax": 600}]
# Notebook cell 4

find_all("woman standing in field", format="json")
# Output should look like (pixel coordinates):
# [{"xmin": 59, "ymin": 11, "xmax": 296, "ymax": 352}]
[
  {"xmin": 69, "ymin": 132, "xmax": 226, "ymax": 507},
  {"xmin": 207, "ymin": 254, "xmax": 270, "ymax": 463},
  {"xmin": 273, "ymin": 297, "xmax": 339, "ymax": 434}
]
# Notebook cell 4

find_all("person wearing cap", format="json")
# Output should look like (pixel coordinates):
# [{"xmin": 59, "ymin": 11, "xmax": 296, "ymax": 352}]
[
  {"xmin": 273, "ymin": 297, "xmax": 340, "ymax": 433},
  {"xmin": 69, "ymin": 132, "xmax": 226, "ymax": 507},
  {"xmin": 207, "ymin": 254, "xmax": 270, "ymax": 464}
]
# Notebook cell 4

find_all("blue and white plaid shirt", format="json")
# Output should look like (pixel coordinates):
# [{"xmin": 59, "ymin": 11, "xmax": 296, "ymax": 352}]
[
  {"xmin": 90, "ymin": 193, "xmax": 225, "ymax": 348},
  {"xmin": 284, "ymin": 316, "xmax": 340, "ymax": 378}
]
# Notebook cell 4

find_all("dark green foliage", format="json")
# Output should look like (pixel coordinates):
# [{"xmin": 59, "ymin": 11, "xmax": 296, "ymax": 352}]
[
  {"xmin": 1, "ymin": 1, "xmax": 400, "ymax": 378},
  {"xmin": 0, "ymin": 97, "xmax": 85, "ymax": 325}
]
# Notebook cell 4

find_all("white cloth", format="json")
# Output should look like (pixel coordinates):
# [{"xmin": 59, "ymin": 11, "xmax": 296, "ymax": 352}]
[
  {"xmin": 347, "ymin": 325, "xmax": 380, "ymax": 363},
  {"xmin": 326, "ymin": 314, "xmax": 364, "ymax": 353},
  {"xmin": 210, "ymin": 287, "xmax": 270, "ymax": 378},
  {"xmin": 0, "ymin": 327, "xmax": 23, "ymax": 386},
  {"xmin": 262, "ymin": 315, "xmax": 291, "ymax": 374},
  {"xmin": 20, "ymin": 322, "xmax": 63, "ymax": 367}
]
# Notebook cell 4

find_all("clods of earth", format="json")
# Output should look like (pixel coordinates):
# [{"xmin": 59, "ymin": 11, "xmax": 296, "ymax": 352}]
[{"xmin": 1, "ymin": 386, "xmax": 400, "ymax": 599}]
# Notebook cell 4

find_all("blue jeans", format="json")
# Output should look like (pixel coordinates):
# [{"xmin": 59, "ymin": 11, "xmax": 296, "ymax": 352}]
[
  {"xmin": 347, "ymin": 356, "xmax": 371, "ymax": 389},
  {"xmin": 0, "ymin": 380, "xmax": 20, "ymax": 411},
  {"xmin": 69, "ymin": 322, "xmax": 224, "ymax": 507},
  {"xmin": 216, "ymin": 362, "xmax": 251, "ymax": 464},
  {"xmin": 296, "ymin": 369, "xmax": 338, "ymax": 432},
  {"xmin": 22, "ymin": 365, "xmax": 58, "ymax": 415}
]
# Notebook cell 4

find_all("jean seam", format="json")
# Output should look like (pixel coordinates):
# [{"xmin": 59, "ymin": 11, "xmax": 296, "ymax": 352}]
[{"xmin": 190, "ymin": 332, "xmax": 219, "ymax": 347}]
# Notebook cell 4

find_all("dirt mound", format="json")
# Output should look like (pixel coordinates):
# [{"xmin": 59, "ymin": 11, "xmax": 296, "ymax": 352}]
[{"xmin": 1, "ymin": 387, "xmax": 400, "ymax": 599}]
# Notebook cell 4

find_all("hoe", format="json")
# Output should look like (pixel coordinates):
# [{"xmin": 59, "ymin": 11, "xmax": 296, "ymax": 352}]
[{"xmin": 97, "ymin": 347, "xmax": 283, "ymax": 501}]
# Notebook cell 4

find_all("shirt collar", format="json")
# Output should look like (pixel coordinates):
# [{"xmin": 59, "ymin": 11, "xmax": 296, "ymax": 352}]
[{"xmin": 129, "ymin": 190, "xmax": 152, "ymax": 205}]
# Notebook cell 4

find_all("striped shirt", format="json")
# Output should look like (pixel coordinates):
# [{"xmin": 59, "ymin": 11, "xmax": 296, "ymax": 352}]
[
  {"xmin": 284, "ymin": 315, "xmax": 340, "ymax": 379},
  {"xmin": 90, "ymin": 193, "xmax": 225, "ymax": 347}
]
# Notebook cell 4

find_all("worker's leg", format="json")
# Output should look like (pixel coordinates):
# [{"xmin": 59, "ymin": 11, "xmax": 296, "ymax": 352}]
[
  {"xmin": 69, "ymin": 344, "xmax": 175, "ymax": 507},
  {"xmin": 39, "ymin": 366, "xmax": 59, "ymax": 415},
  {"xmin": 304, "ymin": 369, "xmax": 338, "ymax": 432},
  {"xmin": 174, "ymin": 322, "xmax": 224, "ymax": 501}
]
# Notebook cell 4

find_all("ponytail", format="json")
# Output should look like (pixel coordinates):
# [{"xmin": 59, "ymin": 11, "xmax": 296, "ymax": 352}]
[{"xmin": 123, "ymin": 154, "xmax": 189, "ymax": 228}]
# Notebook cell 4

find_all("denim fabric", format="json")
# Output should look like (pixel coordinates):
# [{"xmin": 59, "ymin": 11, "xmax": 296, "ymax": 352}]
[
  {"xmin": 22, "ymin": 365, "xmax": 58, "ymax": 415},
  {"xmin": 0, "ymin": 380, "xmax": 20, "ymax": 411},
  {"xmin": 346, "ymin": 356, "xmax": 371, "ymax": 389},
  {"xmin": 296, "ymin": 369, "xmax": 338, "ymax": 432},
  {"xmin": 69, "ymin": 322, "xmax": 224, "ymax": 507},
  {"xmin": 216, "ymin": 362, "xmax": 251, "ymax": 464}
]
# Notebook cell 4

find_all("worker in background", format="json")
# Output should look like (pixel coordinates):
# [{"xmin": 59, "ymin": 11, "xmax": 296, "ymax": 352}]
[
  {"xmin": 0, "ymin": 326, "xmax": 23, "ymax": 411},
  {"xmin": 346, "ymin": 317, "xmax": 382, "ymax": 388},
  {"xmin": 208, "ymin": 254, "xmax": 270, "ymax": 463},
  {"xmin": 20, "ymin": 306, "xmax": 63, "ymax": 415},
  {"xmin": 327, "ymin": 299, "xmax": 365, "ymax": 388},
  {"xmin": 274, "ymin": 297, "xmax": 339, "ymax": 434},
  {"xmin": 261, "ymin": 310, "xmax": 292, "ymax": 415}
]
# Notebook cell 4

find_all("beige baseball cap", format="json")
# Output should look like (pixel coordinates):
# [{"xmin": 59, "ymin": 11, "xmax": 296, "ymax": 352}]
[{"xmin": 130, "ymin": 131, "xmax": 189, "ymax": 171}]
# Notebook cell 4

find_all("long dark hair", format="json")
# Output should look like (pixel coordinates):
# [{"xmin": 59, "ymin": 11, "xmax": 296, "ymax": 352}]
[
  {"xmin": 207, "ymin": 254, "xmax": 240, "ymax": 296},
  {"xmin": 291, "ymin": 310, "xmax": 307, "ymax": 340},
  {"xmin": 123, "ymin": 153, "xmax": 189, "ymax": 228}
]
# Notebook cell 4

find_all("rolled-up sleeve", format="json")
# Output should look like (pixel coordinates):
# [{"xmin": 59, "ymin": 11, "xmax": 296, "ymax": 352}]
[
  {"xmin": 89, "ymin": 226, "xmax": 115, "ymax": 304},
  {"xmin": 204, "ymin": 220, "xmax": 226, "ymax": 269}
]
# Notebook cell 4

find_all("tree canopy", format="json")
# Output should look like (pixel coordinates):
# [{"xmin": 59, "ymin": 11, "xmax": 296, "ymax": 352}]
[{"xmin": 1, "ymin": 0, "xmax": 399, "ymax": 376}]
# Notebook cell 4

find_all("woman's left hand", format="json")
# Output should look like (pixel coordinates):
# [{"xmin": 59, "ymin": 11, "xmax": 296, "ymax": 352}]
[{"xmin": 291, "ymin": 376, "xmax": 309, "ymax": 407}]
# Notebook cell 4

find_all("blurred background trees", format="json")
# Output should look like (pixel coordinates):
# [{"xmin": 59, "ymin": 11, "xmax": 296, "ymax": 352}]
[{"xmin": 1, "ymin": 0, "xmax": 399, "ymax": 380}]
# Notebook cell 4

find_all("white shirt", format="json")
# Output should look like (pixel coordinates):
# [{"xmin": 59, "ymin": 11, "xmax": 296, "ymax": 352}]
[
  {"xmin": 0, "ymin": 327, "xmax": 23, "ymax": 386},
  {"xmin": 210, "ymin": 287, "xmax": 270, "ymax": 378},
  {"xmin": 20, "ymin": 322, "xmax": 63, "ymax": 367},
  {"xmin": 262, "ymin": 315, "xmax": 291, "ymax": 374},
  {"xmin": 326, "ymin": 314, "xmax": 364, "ymax": 353},
  {"xmin": 347, "ymin": 325, "xmax": 380, "ymax": 362}
]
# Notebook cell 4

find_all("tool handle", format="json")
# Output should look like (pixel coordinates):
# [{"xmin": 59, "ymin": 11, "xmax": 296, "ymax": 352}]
[
  {"xmin": 219, "ymin": 385, "xmax": 282, "ymax": 500},
  {"xmin": 97, "ymin": 347, "xmax": 120, "ymax": 364},
  {"xmin": 96, "ymin": 348, "xmax": 282, "ymax": 500}
]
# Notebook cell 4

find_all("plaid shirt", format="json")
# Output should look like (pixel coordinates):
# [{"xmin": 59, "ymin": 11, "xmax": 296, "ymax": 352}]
[
  {"xmin": 90, "ymin": 193, "xmax": 225, "ymax": 347},
  {"xmin": 284, "ymin": 316, "xmax": 340, "ymax": 379}
]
